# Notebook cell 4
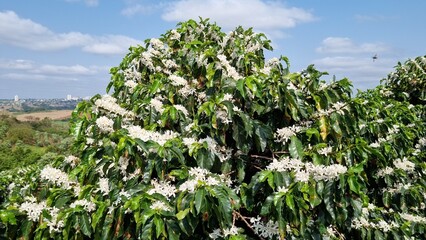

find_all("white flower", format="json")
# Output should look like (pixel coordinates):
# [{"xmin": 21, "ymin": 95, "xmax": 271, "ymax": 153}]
[
  {"xmin": 223, "ymin": 225, "xmax": 240, "ymax": 237},
  {"xmin": 96, "ymin": 116, "xmax": 114, "ymax": 133},
  {"xmin": 70, "ymin": 199, "xmax": 96, "ymax": 212},
  {"xmin": 174, "ymin": 104, "xmax": 189, "ymax": 117},
  {"xmin": 209, "ymin": 229, "xmax": 222, "ymax": 240},
  {"xmin": 178, "ymin": 179, "xmax": 198, "ymax": 193},
  {"xmin": 377, "ymin": 166, "xmax": 394, "ymax": 176},
  {"xmin": 151, "ymin": 200, "xmax": 171, "ymax": 211},
  {"xmin": 169, "ymin": 75, "xmax": 187, "ymax": 86},
  {"xmin": 147, "ymin": 179, "xmax": 177, "ymax": 200},
  {"xmin": 295, "ymin": 170, "xmax": 310, "ymax": 182},
  {"xmin": 126, "ymin": 124, "xmax": 178, "ymax": 146},
  {"xmin": 40, "ymin": 166, "xmax": 76, "ymax": 190},
  {"xmin": 150, "ymin": 38, "xmax": 164, "ymax": 50},
  {"xmin": 182, "ymin": 137, "xmax": 197, "ymax": 148},
  {"xmin": 277, "ymin": 186, "xmax": 288, "ymax": 194},
  {"xmin": 95, "ymin": 95, "xmax": 134, "ymax": 118},
  {"xmin": 400, "ymin": 213, "xmax": 426, "ymax": 224},
  {"xmin": 250, "ymin": 217, "xmax": 279, "ymax": 238},
  {"xmin": 393, "ymin": 157, "xmax": 415, "ymax": 172},
  {"xmin": 222, "ymin": 93, "xmax": 233, "ymax": 102},
  {"xmin": 275, "ymin": 125, "xmax": 302, "ymax": 144},
  {"xmin": 98, "ymin": 178, "xmax": 110, "ymax": 196},
  {"xmin": 150, "ymin": 98, "xmax": 164, "ymax": 113},
  {"xmin": 318, "ymin": 146, "xmax": 332, "ymax": 156},
  {"xmin": 169, "ymin": 29, "xmax": 181, "ymax": 40},
  {"xmin": 64, "ymin": 155, "xmax": 79, "ymax": 168},
  {"xmin": 118, "ymin": 156, "xmax": 129, "ymax": 175},
  {"xmin": 19, "ymin": 200, "xmax": 46, "ymax": 222}
]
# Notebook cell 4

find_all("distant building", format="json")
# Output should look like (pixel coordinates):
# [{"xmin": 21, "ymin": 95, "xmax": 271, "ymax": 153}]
[
  {"xmin": 66, "ymin": 94, "xmax": 72, "ymax": 101},
  {"xmin": 14, "ymin": 95, "xmax": 19, "ymax": 102}
]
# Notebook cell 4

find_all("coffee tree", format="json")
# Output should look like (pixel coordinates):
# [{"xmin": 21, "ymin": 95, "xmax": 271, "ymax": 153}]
[{"xmin": 1, "ymin": 19, "xmax": 425, "ymax": 239}]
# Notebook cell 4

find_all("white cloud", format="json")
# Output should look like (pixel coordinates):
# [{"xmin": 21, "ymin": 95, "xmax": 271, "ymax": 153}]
[
  {"xmin": 312, "ymin": 56, "xmax": 395, "ymax": 89},
  {"xmin": 0, "ymin": 11, "xmax": 140, "ymax": 55},
  {"xmin": 121, "ymin": 3, "xmax": 162, "ymax": 16},
  {"xmin": 160, "ymin": 0, "xmax": 314, "ymax": 36},
  {"xmin": 316, "ymin": 37, "xmax": 389, "ymax": 54},
  {"xmin": 82, "ymin": 35, "xmax": 141, "ymax": 55},
  {"xmin": 0, "ymin": 59, "xmax": 34, "ymax": 70}
]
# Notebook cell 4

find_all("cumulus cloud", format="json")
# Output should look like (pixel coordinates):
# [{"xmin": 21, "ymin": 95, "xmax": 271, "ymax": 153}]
[
  {"xmin": 312, "ymin": 56, "xmax": 395, "ymax": 89},
  {"xmin": 161, "ymin": 0, "xmax": 315, "ymax": 31},
  {"xmin": 0, "ymin": 11, "xmax": 140, "ymax": 55},
  {"xmin": 82, "ymin": 35, "xmax": 141, "ymax": 55},
  {"xmin": 0, "ymin": 59, "xmax": 34, "ymax": 70},
  {"xmin": 316, "ymin": 37, "xmax": 389, "ymax": 54}
]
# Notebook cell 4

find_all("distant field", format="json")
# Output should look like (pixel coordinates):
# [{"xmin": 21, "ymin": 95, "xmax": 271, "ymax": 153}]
[{"xmin": 15, "ymin": 110, "xmax": 73, "ymax": 121}]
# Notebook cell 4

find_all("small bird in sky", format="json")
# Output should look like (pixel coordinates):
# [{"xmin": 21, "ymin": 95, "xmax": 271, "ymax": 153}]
[{"xmin": 372, "ymin": 54, "xmax": 378, "ymax": 62}]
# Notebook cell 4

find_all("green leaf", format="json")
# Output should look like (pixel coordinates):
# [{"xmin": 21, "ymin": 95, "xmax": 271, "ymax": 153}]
[
  {"xmin": 236, "ymin": 78, "xmax": 247, "ymax": 99},
  {"xmin": 0, "ymin": 210, "xmax": 16, "ymax": 225},
  {"xmin": 348, "ymin": 175, "xmax": 360, "ymax": 194},
  {"xmin": 253, "ymin": 120, "xmax": 272, "ymax": 152},
  {"xmin": 289, "ymin": 136, "xmax": 304, "ymax": 159},
  {"xmin": 320, "ymin": 116, "xmax": 329, "ymax": 141},
  {"xmin": 324, "ymin": 181, "xmax": 336, "ymax": 220},
  {"xmin": 195, "ymin": 188, "xmax": 205, "ymax": 214},
  {"xmin": 176, "ymin": 208, "xmax": 190, "ymax": 220},
  {"xmin": 154, "ymin": 216, "xmax": 165, "ymax": 238},
  {"xmin": 80, "ymin": 213, "xmax": 92, "ymax": 237},
  {"xmin": 285, "ymin": 195, "xmax": 296, "ymax": 211}
]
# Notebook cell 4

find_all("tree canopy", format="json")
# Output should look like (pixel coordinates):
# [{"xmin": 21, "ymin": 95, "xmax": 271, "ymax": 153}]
[{"xmin": 1, "ymin": 19, "xmax": 425, "ymax": 240}]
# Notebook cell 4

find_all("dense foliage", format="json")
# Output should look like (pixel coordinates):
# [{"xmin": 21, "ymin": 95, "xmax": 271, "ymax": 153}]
[
  {"xmin": 0, "ymin": 19, "xmax": 425, "ymax": 239},
  {"xmin": 0, "ymin": 115, "xmax": 72, "ymax": 171}
]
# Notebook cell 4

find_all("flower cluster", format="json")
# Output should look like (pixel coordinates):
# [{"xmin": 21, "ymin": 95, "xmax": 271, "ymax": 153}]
[
  {"xmin": 125, "ymin": 124, "xmax": 178, "ymax": 146},
  {"xmin": 179, "ymin": 167, "xmax": 223, "ymax": 193},
  {"xmin": 70, "ymin": 199, "xmax": 96, "ymax": 212},
  {"xmin": 40, "ymin": 166, "xmax": 78, "ymax": 190},
  {"xmin": 19, "ymin": 199, "xmax": 46, "ymax": 222},
  {"xmin": 96, "ymin": 116, "xmax": 114, "ymax": 133},
  {"xmin": 267, "ymin": 156, "xmax": 347, "ymax": 182},
  {"xmin": 147, "ymin": 179, "xmax": 177, "ymax": 200},
  {"xmin": 94, "ymin": 94, "xmax": 134, "ymax": 118},
  {"xmin": 250, "ymin": 217, "xmax": 279, "ymax": 238}
]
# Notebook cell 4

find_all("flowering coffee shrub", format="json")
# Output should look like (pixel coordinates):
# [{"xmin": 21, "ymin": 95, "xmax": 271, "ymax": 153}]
[{"xmin": 0, "ymin": 19, "xmax": 425, "ymax": 239}]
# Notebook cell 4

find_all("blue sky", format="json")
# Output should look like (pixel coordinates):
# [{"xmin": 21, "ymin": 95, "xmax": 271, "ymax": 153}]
[{"xmin": 0, "ymin": 0, "xmax": 425, "ymax": 99}]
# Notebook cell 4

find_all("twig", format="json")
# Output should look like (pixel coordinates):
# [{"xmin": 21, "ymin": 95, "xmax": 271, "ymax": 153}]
[{"xmin": 233, "ymin": 211, "xmax": 265, "ymax": 240}]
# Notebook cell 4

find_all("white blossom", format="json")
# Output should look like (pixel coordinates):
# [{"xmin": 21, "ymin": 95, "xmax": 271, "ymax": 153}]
[
  {"xmin": 151, "ymin": 200, "xmax": 171, "ymax": 211},
  {"xmin": 70, "ymin": 199, "xmax": 96, "ymax": 212},
  {"xmin": 98, "ymin": 177, "xmax": 110, "ymax": 196},
  {"xmin": 169, "ymin": 75, "xmax": 187, "ymax": 86},
  {"xmin": 275, "ymin": 125, "xmax": 302, "ymax": 144},
  {"xmin": 174, "ymin": 104, "xmax": 189, "ymax": 117},
  {"xmin": 96, "ymin": 116, "xmax": 114, "ymax": 133},
  {"xmin": 250, "ymin": 217, "xmax": 279, "ymax": 238},
  {"xmin": 318, "ymin": 146, "xmax": 332, "ymax": 156},
  {"xmin": 64, "ymin": 155, "xmax": 80, "ymax": 168},
  {"xmin": 400, "ymin": 213, "xmax": 426, "ymax": 224},
  {"xmin": 150, "ymin": 97, "xmax": 164, "ymax": 113},
  {"xmin": 40, "ymin": 166, "xmax": 76, "ymax": 190},
  {"xmin": 19, "ymin": 200, "xmax": 46, "ymax": 222},
  {"xmin": 126, "ymin": 124, "xmax": 178, "ymax": 146},
  {"xmin": 147, "ymin": 179, "xmax": 177, "ymax": 200},
  {"xmin": 393, "ymin": 157, "xmax": 415, "ymax": 172},
  {"xmin": 95, "ymin": 95, "xmax": 134, "ymax": 118},
  {"xmin": 223, "ymin": 225, "xmax": 240, "ymax": 237}
]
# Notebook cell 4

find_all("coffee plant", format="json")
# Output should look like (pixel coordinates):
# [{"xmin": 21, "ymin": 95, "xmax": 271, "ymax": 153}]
[{"xmin": 0, "ymin": 19, "xmax": 425, "ymax": 239}]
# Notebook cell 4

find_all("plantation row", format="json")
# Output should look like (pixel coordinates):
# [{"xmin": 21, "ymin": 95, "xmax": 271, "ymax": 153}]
[{"xmin": 0, "ymin": 19, "xmax": 425, "ymax": 239}]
